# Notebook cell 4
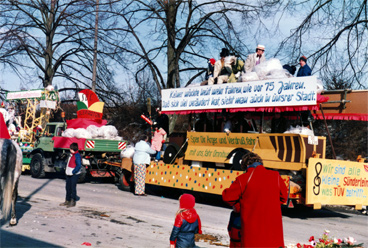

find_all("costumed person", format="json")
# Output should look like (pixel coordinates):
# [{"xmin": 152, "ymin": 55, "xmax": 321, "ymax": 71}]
[
  {"xmin": 155, "ymin": 107, "xmax": 169, "ymax": 135},
  {"xmin": 222, "ymin": 152, "xmax": 288, "ymax": 248},
  {"xmin": 151, "ymin": 123, "xmax": 167, "ymax": 162},
  {"xmin": 227, "ymin": 56, "xmax": 245, "ymax": 83},
  {"xmin": 244, "ymin": 44, "xmax": 266, "ymax": 73},
  {"xmin": 169, "ymin": 194, "xmax": 202, "ymax": 248},
  {"xmin": 296, "ymin": 56, "xmax": 313, "ymax": 128},
  {"xmin": 296, "ymin": 56, "xmax": 312, "ymax": 77},
  {"xmin": 0, "ymin": 112, "xmax": 11, "ymax": 139},
  {"xmin": 283, "ymin": 64, "xmax": 296, "ymax": 76},
  {"xmin": 227, "ymin": 203, "xmax": 242, "ymax": 248},
  {"xmin": 208, "ymin": 48, "xmax": 231, "ymax": 85},
  {"xmin": 60, "ymin": 142, "xmax": 82, "ymax": 208},
  {"xmin": 133, "ymin": 134, "xmax": 156, "ymax": 196},
  {"xmin": 0, "ymin": 102, "xmax": 9, "ymax": 126},
  {"xmin": 239, "ymin": 112, "xmax": 257, "ymax": 133},
  {"xmin": 201, "ymin": 58, "xmax": 216, "ymax": 85},
  {"xmin": 271, "ymin": 112, "xmax": 288, "ymax": 133}
]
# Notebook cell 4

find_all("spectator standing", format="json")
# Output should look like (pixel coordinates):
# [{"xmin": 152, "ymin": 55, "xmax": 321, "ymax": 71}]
[
  {"xmin": 208, "ymin": 48, "xmax": 231, "ymax": 85},
  {"xmin": 296, "ymin": 56, "xmax": 312, "ymax": 77},
  {"xmin": 222, "ymin": 152, "xmax": 288, "ymax": 247},
  {"xmin": 133, "ymin": 134, "xmax": 156, "ymax": 196},
  {"xmin": 244, "ymin": 45, "xmax": 266, "ymax": 73},
  {"xmin": 60, "ymin": 143, "xmax": 82, "ymax": 208},
  {"xmin": 169, "ymin": 194, "xmax": 202, "ymax": 248}
]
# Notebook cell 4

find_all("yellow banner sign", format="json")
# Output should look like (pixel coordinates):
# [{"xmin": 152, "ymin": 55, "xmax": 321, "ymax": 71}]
[{"xmin": 306, "ymin": 158, "xmax": 368, "ymax": 206}]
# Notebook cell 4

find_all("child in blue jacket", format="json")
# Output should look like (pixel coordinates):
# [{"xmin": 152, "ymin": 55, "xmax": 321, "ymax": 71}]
[
  {"xmin": 170, "ymin": 194, "xmax": 202, "ymax": 248},
  {"xmin": 60, "ymin": 142, "xmax": 82, "ymax": 208}
]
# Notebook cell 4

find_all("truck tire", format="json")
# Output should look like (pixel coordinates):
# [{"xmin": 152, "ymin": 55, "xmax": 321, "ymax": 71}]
[
  {"xmin": 30, "ymin": 153, "xmax": 46, "ymax": 178},
  {"xmin": 119, "ymin": 169, "xmax": 133, "ymax": 192},
  {"xmin": 163, "ymin": 144, "xmax": 179, "ymax": 164},
  {"xmin": 232, "ymin": 149, "xmax": 250, "ymax": 171}
]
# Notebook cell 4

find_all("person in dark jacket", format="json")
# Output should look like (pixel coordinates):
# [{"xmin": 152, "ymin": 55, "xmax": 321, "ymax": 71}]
[
  {"xmin": 296, "ymin": 56, "xmax": 312, "ymax": 77},
  {"xmin": 271, "ymin": 112, "xmax": 288, "ymax": 133},
  {"xmin": 227, "ymin": 203, "xmax": 241, "ymax": 248},
  {"xmin": 60, "ymin": 142, "xmax": 82, "ymax": 208},
  {"xmin": 155, "ymin": 107, "xmax": 169, "ymax": 135},
  {"xmin": 170, "ymin": 194, "xmax": 202, "ymax": 248}
]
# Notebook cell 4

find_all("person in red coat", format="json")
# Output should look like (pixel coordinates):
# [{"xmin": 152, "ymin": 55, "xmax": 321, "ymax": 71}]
[
  {"xmin": 0, "ymin": 112, "xmax": 11, "ymax": 139},
  {"xmin": 222, "ymin": 152, "xmax": 288, "ymax": 248}
]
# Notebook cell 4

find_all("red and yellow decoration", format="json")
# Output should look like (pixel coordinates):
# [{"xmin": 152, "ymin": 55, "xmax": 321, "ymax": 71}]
[{"xmin": 77, "ymin": 89, "xmax": 104, "ymax": 120}]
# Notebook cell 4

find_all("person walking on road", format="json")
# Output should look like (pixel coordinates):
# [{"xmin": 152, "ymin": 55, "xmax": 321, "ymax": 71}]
[
  {"xmin": 133, "ymin": 134, "xmax": 156, "ymax": 196},
  {"xmin": 170, "ymin": 194, "xmax": 202, "ymax": 248},
  {"xmin": 60, "ymin": 143, "xmax": 82, "ymax": 208},
  {"xmin": 222, "ymin": 152, "xmax": 288, "ymax": 247}
]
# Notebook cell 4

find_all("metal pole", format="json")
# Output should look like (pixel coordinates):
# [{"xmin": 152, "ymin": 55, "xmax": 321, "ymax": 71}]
[
  {"xmin": 320, "ymin": 103, "xmax": 336, "ymax": 159},
  {"xmin": 92, "ymin": 0, "xmax": 99, "ymax": 92}
]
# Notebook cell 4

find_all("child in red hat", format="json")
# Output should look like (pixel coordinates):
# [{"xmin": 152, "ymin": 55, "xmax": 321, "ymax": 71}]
[{"xmin": 169, "ymin": 194, "xmax": 202, "ymax": 248}]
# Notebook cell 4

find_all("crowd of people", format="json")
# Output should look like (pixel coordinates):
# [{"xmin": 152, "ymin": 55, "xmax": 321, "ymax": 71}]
[{"xmin": 202, "ymin": 44, "xmax": 312, "ymax": 86}]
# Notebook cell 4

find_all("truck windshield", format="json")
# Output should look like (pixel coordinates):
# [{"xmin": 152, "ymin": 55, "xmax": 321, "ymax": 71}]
[{"xmin": 43, "ymin": 125, "xmax": 56, "ymax": 137}]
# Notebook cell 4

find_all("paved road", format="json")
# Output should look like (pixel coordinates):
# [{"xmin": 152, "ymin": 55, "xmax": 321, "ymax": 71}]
[{"xmin": 1, "ymin": 174, "xmax": 367, "ymax": 248}]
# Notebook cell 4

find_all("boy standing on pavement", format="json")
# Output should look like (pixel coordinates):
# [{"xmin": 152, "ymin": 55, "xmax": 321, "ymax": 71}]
[{"xmin": 60, "ymin": 142, "xmax": 82, "ymax": 208}]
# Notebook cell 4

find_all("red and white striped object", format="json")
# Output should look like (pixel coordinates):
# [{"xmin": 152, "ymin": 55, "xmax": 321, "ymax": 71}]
[
  {"xmin": 118, "ymin": 141, "xmax": 127, "ymax": 150},
  {"xmin": 86, "ymin": 140, "xmax": 95, "ymax": 149}
]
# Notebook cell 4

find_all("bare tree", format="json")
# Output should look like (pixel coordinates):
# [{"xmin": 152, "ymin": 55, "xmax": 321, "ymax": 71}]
[
  {"xmin": 276, "ymin": 0, "xmax": 368, "ymax": 89},
  {"xmin": 100, "ymin": 0, "xmax": 283, "ymax": 90},
  {"xmin": 0, "ymin": 1, "xmax": 97, "ymax": 87}
]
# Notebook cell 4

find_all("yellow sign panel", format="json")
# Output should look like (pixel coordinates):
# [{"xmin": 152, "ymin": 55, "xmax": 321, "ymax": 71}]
[
  {"xmin": 306, "ymin": 158, "xmax": 368, "ymax": 206},
  {"xmin": 185, "ymin": 132, "xmax": 326, "ymax": 171},
  {"xmin": 146, "ymin": 162, "xmax": 290, "ymax": 196}
]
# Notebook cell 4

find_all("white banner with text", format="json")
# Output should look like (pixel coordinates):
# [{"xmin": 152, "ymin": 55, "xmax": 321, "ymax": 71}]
[{"xmin": 162, "ymin": 76, "xmax": 317, "ymax": 112}]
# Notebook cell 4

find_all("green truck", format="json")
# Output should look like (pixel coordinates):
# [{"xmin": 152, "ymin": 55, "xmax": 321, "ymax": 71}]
[{"xmin": 28, "ymin": 122, "xmax": 132, "ymax": 188}]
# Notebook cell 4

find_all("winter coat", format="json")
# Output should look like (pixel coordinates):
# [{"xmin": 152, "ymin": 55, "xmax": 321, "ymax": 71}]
[
  {"xmin": 228, "ymin": 210, "xmax": 241, "ymax": 247},
  {"xmin": 0, "ymin": 112, "xmax": 10, "ymax": 139},
  {"xmin": 151, "ymin": 128, "xmax": 167, "ymax": 151},
  {"xmin": 297, "ymin": 64, "xmax": 312, "ymax": 77},
  {"xmin": 239, "ymin": 118, "xmax": 258, "ymax": 133},
  {"xmin": 66, "ymin": 152, "xmax": 82, "ymax": 176},
  {"xmin": 244, "ymin": 53, "xmax": 266, "ymax": 73},
  {"xmin": 170, "ymin": 208, "xmax": 202, "ymax": 248},
  {"xmin": 133, "ymin": 140, "xmax": 156, "ymax": 165},
  {"xmin": 222, "ymin": 165, "xmax": 288, "ymax": 248}
]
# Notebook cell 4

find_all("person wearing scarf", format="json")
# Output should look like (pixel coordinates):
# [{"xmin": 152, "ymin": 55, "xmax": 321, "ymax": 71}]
[{"xmin": 222, "ymin": 152, "xmax": 288, "ymax": 247}]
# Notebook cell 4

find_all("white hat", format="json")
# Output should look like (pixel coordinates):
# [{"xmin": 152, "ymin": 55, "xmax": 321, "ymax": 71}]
[{"xmin": 256, "ymin": 44, "xmax": 265, "ymax": 50}]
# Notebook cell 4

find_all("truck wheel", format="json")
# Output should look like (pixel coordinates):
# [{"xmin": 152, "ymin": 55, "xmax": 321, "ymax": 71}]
[
  {"xmin": 119, "ymin": 169, "xmax": 133, "ymax": 192},
  {"xmin": 163, "ymin": 144, "xmax": 179, "ymax": 164},
  {"xmin": 232, "ymin": 149, "xmax": 249, "ymax": 171},
  {"xmin": 30, "ymin": 153, "xmax": 46, "ymax": 178},
  {"xmin": 78, "ymin": 167, "xmax": 87, "ymax": 183}
]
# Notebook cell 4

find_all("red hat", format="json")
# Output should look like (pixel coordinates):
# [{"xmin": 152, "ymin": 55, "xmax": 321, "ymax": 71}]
[
  {"xmin": 209, "ymin": 58, "xmax": 216, "ymax": 65},
  {"xmin": 300, "ymin": 56, "xmax": 307, "ymax": 62},
  {"xmin": 179, "ymin": 194, "xmax": 195, "ymax": 209}
]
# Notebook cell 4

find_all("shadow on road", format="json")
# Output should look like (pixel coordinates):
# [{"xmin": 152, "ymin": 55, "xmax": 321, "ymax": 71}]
[
  {"xmin": 0, "ymin": 229, "xmax": 62, "ymax": 247},
  {"xmin": 281, "ymin": 205, "xmax": 351, "ymax": 219}
]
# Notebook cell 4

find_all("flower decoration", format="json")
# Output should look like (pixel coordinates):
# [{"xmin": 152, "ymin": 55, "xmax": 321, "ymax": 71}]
[{"xmin": 293, "ymin": 231, "xmax": 363, "ymax": 248}]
